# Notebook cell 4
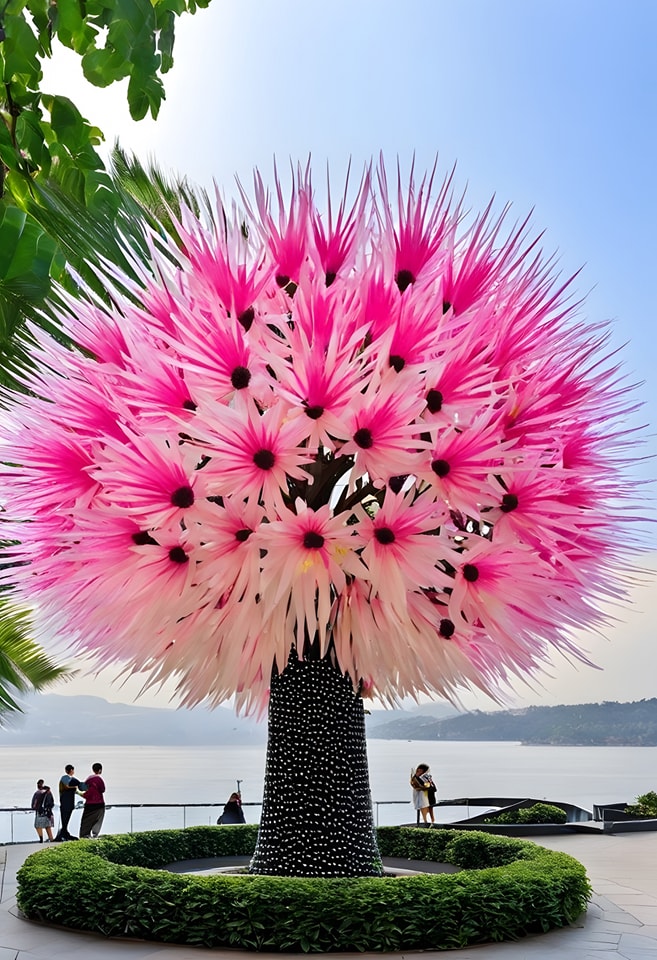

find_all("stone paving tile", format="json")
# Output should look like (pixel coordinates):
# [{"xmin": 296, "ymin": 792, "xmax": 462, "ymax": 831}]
[
  {"xmin": 626, "ymin": 906, "xmax": 657, "ymax": 924},
  {"xmin": 608, "ymin": 893, "xmax": 657, "ymax": 904},
  {"xmin": 615, "ymin": 950, "xmax": 657, "ymax": 960},
  {"xmin": 600, "ymin": 911, "xmax": 643, "ymax": 926},
  {"xmin": 568, "ymin": 931, "xmax": 620, "ymax": 944},
  {"xmin": 618, "ymin": 931, "xmax": 657, "ymax": 947}
]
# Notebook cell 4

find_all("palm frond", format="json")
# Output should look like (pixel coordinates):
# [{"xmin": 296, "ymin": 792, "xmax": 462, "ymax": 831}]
[{"xmin": 0, "ymin": 602, "xmax": 72, "ymax": 722}]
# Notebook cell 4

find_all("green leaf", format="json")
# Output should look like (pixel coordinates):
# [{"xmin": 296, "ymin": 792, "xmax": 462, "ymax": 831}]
[
  {"xmin": 156, "ymin": 9, "xmax": 176, "ymax": 73},
  {"xmin": 3, "ymin": 170, "xmax": 34, "ymax": 207},
  {"xmin": 0, "ymin": 206, "xmax": 28, "ymax": 277},
  {"xmin": 81, "ymin": 47, "xmax": 131, "ymax": 87},
  {"xmin": 127, "ymin": 70, "xmax": 165, "ymax": 120},
  {"xmin": 25, "ymin": 0, "xmax": 53, "ymax": 54},
  {"xmin": 0, "ymin": 119, "xmax": 19, "ymax": 170},
  {"xmin": 52, "ymin": 0, "xmax": 99, "ymax": 54},
  {"xmin": 2, "ymin": 14, "xmax": 42, "ymax": 90},
  {"xmin": 47, "ymin": 95, "xmax": 89, "ymax": 152},
  {"xmin": 156, "ymin": 0, "xmax": 187, "ymax": 16},
  {"xmin": 16, "ymin": 108, "xmax": 51, "ymax": 173}
]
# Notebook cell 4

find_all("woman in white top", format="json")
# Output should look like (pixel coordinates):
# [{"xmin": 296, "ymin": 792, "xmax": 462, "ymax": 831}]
[{"xmin": 410, "ymin": 763, "xmax": 436, "ymax": 825}]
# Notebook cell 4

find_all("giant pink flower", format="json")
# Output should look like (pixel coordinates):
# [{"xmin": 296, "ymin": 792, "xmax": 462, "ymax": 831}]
[{"xmin": 0, "ymin": 158, "xmax": 645, "ymax": 711}]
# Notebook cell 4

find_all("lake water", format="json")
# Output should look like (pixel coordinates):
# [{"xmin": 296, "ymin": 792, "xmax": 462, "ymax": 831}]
[{"xmin": 2, "ymin": 739, "xmax": 653, "ymax": 843}]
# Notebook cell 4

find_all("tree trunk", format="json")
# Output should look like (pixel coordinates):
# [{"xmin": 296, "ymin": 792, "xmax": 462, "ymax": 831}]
[{"xmin": 249, "ymin": 648, "xmax": 382, "ymax": 877}]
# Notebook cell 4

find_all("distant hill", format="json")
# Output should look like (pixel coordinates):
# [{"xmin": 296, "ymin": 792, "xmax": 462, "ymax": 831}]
[
  {"xmin": 367, "ymin": 699, "xmax": 657, "ymax": 746},
  {"xmin": 0, "ymin": 695, "xmax": 457, "ymax": 746},
  {"xmin": 3, "ymin": 695, "xmax": 655, "ymax": 746},
  {"xmin": 365, "ymin": 703, "xmax": 459, "ymax": 738},
  {"xmin": 0, "ymin": 694, "xmax": 267, "ymax": 746}
]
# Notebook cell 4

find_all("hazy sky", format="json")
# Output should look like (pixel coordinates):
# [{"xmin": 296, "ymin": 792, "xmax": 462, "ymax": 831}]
[{"xmin": 41, "ymin": 0, "xmax": 656, "ymax": 712}]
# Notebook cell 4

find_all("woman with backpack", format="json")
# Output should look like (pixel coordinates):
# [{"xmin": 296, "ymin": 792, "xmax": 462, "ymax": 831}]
[{"xmin": 31, "ymin": 780, "xmax": 55, "ymax": 842}]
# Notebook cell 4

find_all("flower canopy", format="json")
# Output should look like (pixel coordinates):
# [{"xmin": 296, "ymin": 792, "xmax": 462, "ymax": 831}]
[{"xmin": 0, "ymin": 159, "xmax": 643, "ymax": 712}]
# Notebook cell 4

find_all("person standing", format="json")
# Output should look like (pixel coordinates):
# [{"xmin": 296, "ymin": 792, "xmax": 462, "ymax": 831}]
[
  {"xmin": 33, "ymin": 783, "xmax": 55, "ymax": 842},
  {"xmin": 79, "ymin": 762, "xmax": 106, "ymax": 838},
  {"xmin": 410, "ymin": 763, "xmax": 436, "ymax": 825},
  {"xmin": 30, "ymin": 779, "xmax": 44, "ymax": 811},
  {"xmin": 217, "ymin": 792, "xmax": 246, "ymax": 824},
  {"xmin": 55, "ymin": 764, "xmax": 82, "ymax": 841},
  {"xmin": 31, "ymin": 779, "xmax": 45, "ymax": 842}
]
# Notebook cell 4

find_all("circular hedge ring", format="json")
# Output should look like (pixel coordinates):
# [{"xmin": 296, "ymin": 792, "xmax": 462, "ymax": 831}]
[{"xmin": 17, "ymin": 824, "xmax": 591, "ymax": 952}]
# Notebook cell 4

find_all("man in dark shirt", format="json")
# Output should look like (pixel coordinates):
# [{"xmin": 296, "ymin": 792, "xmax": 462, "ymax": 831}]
[
  {"xmin": 54, "ymin": 763, "xmax": 82, "ymax": 841},
  {"xmin": 79, "ymin": 762, "xmax": 106, "ymax": 838}
]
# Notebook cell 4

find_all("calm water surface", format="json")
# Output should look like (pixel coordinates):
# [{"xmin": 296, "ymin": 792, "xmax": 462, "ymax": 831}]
[{"xmin": 2, "ymin": 740, "xmax": 653, "ymax": 842}]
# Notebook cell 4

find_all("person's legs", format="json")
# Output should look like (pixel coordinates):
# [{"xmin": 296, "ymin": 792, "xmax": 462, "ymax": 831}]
[
  {"xmin": 80, "ymin": 803, "xmax": 105, "ymax": 838},
  {"xmin": 90, "ymin": 806, "xmax": 105, "ymax": 837},
  {"xmin": 79, "ymin": 804, "xmax": 94, "ymax": 838},
  {"xmin": 45, "ymin": 824, "xmax": 54, "ymax": 840},
  {"xmin": 420, "ymin": 805, "xmax": 430, "ymax": 823},
  {"xmin": 35, "ymin": 826, "xmax": 43, "ymax": 842},
  {"xmin": 61, "ymin": 804, "xmax": 74, "ymax": 839},
  {"xmin": 55, "ymin": 805, "xmax": 70, "ymax": 841}
]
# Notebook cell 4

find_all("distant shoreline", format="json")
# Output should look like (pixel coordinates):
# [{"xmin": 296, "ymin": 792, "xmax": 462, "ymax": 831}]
[{"xmin": 4, "ymin": 694, "xmax": 657, "ymax": 748}]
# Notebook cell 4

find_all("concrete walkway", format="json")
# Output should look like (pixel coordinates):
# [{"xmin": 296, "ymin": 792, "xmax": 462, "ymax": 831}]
[{"xmin": 1, "ymin": 832, "xmax": 657, "ymax": 958}]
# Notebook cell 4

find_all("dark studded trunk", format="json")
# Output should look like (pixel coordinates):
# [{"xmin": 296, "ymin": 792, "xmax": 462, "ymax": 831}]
[{"xmin": 249, "ymin": 648, "xmax": 382, "ymax": 877}]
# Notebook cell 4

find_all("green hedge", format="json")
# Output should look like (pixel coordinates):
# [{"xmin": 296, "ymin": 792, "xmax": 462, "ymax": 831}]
[
  {"xmin": 626, "ymin": 790, "xmax": 657, "ymax": 817},
  {"xmin": 17, "ymin": 825, "xmax": 590, "ymax": 952},
  {"xmin": 482, "ymin": 802, "xmax": 568, "ymax": 825}
]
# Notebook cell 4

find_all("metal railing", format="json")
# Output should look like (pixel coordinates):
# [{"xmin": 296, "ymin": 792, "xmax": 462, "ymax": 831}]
[{"xmin": 0, "ymin": 799, "xmax": 412, "ymax": 844}]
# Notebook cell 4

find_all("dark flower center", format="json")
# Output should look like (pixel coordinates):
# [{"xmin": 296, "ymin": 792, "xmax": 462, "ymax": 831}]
[
  {"xmin": 235, "ymin": 528, "xmax": 252, "ymax": 542},
  {"xmin": 303, "ymin": 531, "xmax": 325, "ymax": 549},
  {"xmin": 253, "ymin": 448, "xmax": 276, "ymax": 470},
  {"xmin": 395, "ymin": 269, "xmax": 415, "ymax": 292},
  {"xmin": 169, "ymin": 546, "xmax": 189, "ymax": 564},
  {"xmin": 431, "ymin": 458, "xmax": 450, "ymax": 478},
  {"xmin": 237, "ymin": 307, "xmax": 255, "ymax": 331},
  {"xmin": 275, "ymin": 274, "xmax": 290, "ymax": 288},
  {"xmin": 389, "ymin": 354, "xmax": 405, "ymax": 372},
  {"xmin": 439, "ymin": 618, "xmax": 455, "ymax": 638},
  {"xmin": 132, "ymin": 531, "xmax": 159, "ymax": 546},
  {"xmin": 501, "ymin": 493, "xmax": 519, "ymax": 513},
  {"xmin": 304, "ymin": 403, "xmax": 324, "ymax": 420},
  {"xmin": 388, "ymin": 475, "xmax": 408, "ymax": 494},
  {"xmin": 182, "ymin": 398, "xmax": 197, "ymax": 411},
  {"xmin": 375, "ymin": 527, "xmax": 396, "ymax": 545},
  {"xmin": 426, "ymin": 388, "xmax": 443, "ymax": 413},
  {"xmin": 171, "ymin": 485, "xmax": 195, "ymax": 508},
  {"xmin": 325, "ymin": 271, "xmax": 337, "ymax": 287},
  {"xmin": 463, "ymin": 563, "xmax": 479, "ymax": 582},
  {"xmin": 231, "ymin": 366, "xmax": 251, "ymax": 389},
  {"xmin": 354, "ymin": 427, "xmax": 373, "ymax": 449},
  {"xmin": 442, "ymin": 300, "xmax": 452, "ymax": 314}
]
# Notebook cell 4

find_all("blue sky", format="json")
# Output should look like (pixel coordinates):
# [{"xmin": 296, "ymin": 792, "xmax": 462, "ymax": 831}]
[{"xmin": 42, "ymin": 0, "xmax": 657, "ymax": 710}]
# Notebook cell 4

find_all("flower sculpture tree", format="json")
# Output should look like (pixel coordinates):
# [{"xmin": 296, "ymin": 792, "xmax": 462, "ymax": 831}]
[{"xmin": 0, "ymin": 160, "xmax": 642, "ymax": 876}]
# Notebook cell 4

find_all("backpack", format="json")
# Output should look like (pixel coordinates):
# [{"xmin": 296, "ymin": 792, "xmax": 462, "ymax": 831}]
[{"xmin": 36, "ymin": 791, "xmax": 52, "ymax": 818}]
